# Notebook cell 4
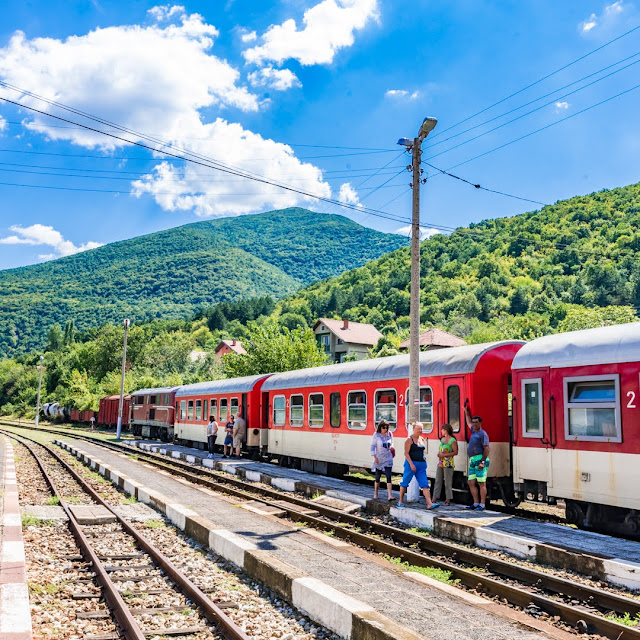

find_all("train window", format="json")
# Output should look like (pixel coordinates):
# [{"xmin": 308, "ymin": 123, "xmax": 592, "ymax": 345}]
[
  {"xmin": 309, "ymin": 394, "xmax": 324, "ymax": 428},
  {"xmin": 564, "ymin": 376, "xmax": 621, "ymax": 441},
  {"xmin": 187, "ymin": 400, "xmax": 194, "ymax": 421},
  {"xmin": 522, "ymin": 379, "xmax": 542, "ymax": 436},
  {"xmin": 203, "ymin": 399, "xmax": 208, "ymax": 421},
  {"xmin": 375, "ymin": 389, "xmax": 397, "ymax": 431},
  {"xmin": 405, "ymin": 387, "xmax": 433, "ymax": 432},
  {"xmin": 135, "ymin": 396, "xmax": 144, "ymax": 405},
  {"xmin": 447, "ymin": 386, "xmax": 461, "ymax": 431},
  {"xmin": 195, "ymin": 400, "xmax": 202, "ymax": 421},
  {"xmin": 290, "ymin": 395, "xmax": 304, "ymax": 427},
  {"xmin": 150, "ymin": 395, "xmax": 157, "ymax": 404},
  {"xmin": 164, "ymin": 394, "xmax": 170, "ymax": 405},
  {"xmin": 210, "ymin": 398, "xmax": 217, "ymax": 421},
  {"xmin": 230, "ymin": 398, "xmax": 239, "ymax": 417},
  {"xmin": 180, "ymin": 400, "xmax": 186, "ymax": 421},
  {"xmin": 348, "ymin": 391, "xmax": 367, "ymax": 429},
  {"xmin": 220, "ymin": 398, "xmax": 228, "ymax": 422},
  {"xmin": 330, "ymin": 392, "xmax": 341, "ymax": 428},
  {"xmin": 273, "ymin": 395, "xmax": 285, "ymax": 426}
]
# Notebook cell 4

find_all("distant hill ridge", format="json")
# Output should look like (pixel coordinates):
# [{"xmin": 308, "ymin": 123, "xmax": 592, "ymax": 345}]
[{"xmin": 0, "ymin": 208, "xmax": 407, "ymax": 357}]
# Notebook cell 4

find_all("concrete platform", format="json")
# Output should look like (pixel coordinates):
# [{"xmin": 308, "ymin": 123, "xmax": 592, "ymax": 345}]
[
  {"xmin": 130, "ymin": 439, "xmax": 640, "ymax": 591},
  {"xmin": 69, "ymin": 504, "xmax": 116, "ymax": 525},
  {"xmin": 0, "ymin": 437, "xmax": 33, "ymax": 640},
  {"xmin": 55, "ymin": 437, "xmax": 570, "ymax": 640}
]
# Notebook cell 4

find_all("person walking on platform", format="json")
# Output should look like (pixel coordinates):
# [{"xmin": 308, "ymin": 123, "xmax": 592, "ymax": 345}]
[
  {"xmin": 465, "ymin": 405, "xmax": 490, "ymax": 511},
  {"xmin": 397, "ymin": 422, "xmax": 438, "ymax": 510},
  {"xmin": 233, "ymin": 410, "xmax": 246, "ymax": 459},
  {"xmin": 206, "ymin": 415, "xmax": 218, "ymax": 459},
  {"xmin": 370, "ymin": 419, "xmax": 394, "ymax": 501},
  {"xmin": 223, "ymin": 415, "xmax": 234, "ymax": 458},
  {"xmin": 433, "ymin": 423, "xmax": 457, "ymax": 506}
]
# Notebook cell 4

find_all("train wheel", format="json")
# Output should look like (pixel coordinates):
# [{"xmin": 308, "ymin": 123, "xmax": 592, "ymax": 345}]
[{"xmin": 565, "ymin": 499, "xmax": 585, "ymax": 526}]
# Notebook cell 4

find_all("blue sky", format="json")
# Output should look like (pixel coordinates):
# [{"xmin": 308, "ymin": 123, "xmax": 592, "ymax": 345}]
[{"xmin": 0, "ymin": 0, "xmax": 639, "ymax": 269}]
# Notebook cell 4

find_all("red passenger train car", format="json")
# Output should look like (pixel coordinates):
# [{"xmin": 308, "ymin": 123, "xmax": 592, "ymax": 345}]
[
  {"xmin": 512, "ymin": 322, "xmax": 640, "ymax": 536},
  {"xmin": 98, "ymin": 395, "xmax": 131, "ymax": 429},
  {"xmin": 130, "ymin": 386, "xmax": 179, "ymax": 441},
  {"xmin": 174, "ymin": 375, "xmax": 271, "ymax": 453},
  {"xmin": 261, "ymin": 341, "xmax": 523, "ymax": 492}
]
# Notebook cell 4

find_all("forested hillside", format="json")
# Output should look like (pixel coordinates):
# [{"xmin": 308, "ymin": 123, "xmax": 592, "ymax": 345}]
[
  {"xmin": 0, "ymin": 208, "xmax": 406, "ymax": 358},
  {"xmin": 276, "ymin": 184, "xmax": 640, "ymax": 341}
]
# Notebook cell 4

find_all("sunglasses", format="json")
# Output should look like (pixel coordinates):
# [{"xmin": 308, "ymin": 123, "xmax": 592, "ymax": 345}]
[{"xmin": 381, "ymin": 426, "xmax": 389, "ymax": 430}]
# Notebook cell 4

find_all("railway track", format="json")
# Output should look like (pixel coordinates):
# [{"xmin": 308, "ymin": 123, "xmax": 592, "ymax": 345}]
[
  {"xmin": 5, "ymin": 423, "xmax": 640, "ymax": 639},
  {"xmin": 2, "ymin": 429, "xmax": 275, "ymax": 640}
]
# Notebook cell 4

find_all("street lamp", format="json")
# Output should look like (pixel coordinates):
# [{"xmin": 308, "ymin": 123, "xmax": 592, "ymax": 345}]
[
  {"xmin": 34, "ymin": 355, "xmax": 44, "ymax": 428},
  {"xmin": 398, "ymin": 117, "xmax": 438, "ymax": 426},
  {"xmin": 116, "ymin": 319, "xmax": 130, "ymax": 441}
]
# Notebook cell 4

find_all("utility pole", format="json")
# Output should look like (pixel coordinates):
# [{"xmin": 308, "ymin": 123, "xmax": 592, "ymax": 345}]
[
  {"xmin": 116, "ymin": 319, "xmax": 130, "ymax": 441},
  {"xmin": 34, "ymin": 355, "xmax": 44, "ymax": 428},
  {"xmin": 398, "ymin": 117, "xmax": 437, "ymax": 425}
]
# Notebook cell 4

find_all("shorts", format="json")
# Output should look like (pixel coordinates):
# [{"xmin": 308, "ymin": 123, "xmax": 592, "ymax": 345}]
[
  {"xmin": 400, "ymin": 460, "xmax": 429, "ymax": 489},
  {"xmin": 224, "ymin": 435, "xmax": 233, "ymax": 446},
  {"xmin": 468, "ymin": 455, "xmax": 490, "ymax": 482},
  {"xmin": 374, "ymin": 467, "xmax": 392, "ymax": 483},
  {"xmin": 233, "ymin": 435, "xmax": 243, "ymax": 448}
]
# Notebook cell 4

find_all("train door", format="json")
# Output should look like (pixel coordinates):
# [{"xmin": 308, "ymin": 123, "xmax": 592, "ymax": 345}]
[
  {"xmin": 443, "ymin": 377, "xmax": 465, "ymax": 469},
  {"xmin": 514, "ymin": 369, "xmax": 553, "ymax": 491}
]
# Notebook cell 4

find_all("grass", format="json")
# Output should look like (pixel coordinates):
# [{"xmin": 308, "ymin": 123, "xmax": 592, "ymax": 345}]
[
  {"xmin": 28, "ymin": 582, "xmax": 60, "ymax": 595},
  {"xmin": 122, "ymin": 494, "xmax": 137, "ymax": 504},
  {"xmin": 44, "ymin": 496, "xmax": 60, "ymax": 506},
  {"xmin": 144, "ymin": 519, "xmax": 166, "ymax": 528},
  {"xmin": 407, "ymin": 526, "xmax": 431, "ymax": 536},
  {"xmin": 385, "ymin": 556, "xmax": 458, "ymax": 585},
  {"xmin": 21, "ymin": 514, "xmax": 57, "ymax": 527},
  {"xmin": 605, "ymin": 612, "xmax": 640, "ymax": 627},
  {"xmin": 126, "ymin": 454, "xmax": 139, "ymax": 461},
  {"xmin": 65, "ymin": 496, "xmax": 83, "ymax": 504},
  {"xmin": 322, "ymin": 529, "xmax": 336, "ymax": 537}
]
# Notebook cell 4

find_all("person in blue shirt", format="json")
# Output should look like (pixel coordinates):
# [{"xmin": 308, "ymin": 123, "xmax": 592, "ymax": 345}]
[{"xmin": 464, "ymin": 405, "xmax": 490, "ymax": 511}]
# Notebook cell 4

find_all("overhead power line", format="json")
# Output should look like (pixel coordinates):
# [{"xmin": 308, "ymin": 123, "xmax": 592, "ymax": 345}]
[{"xmin": 427, "ymin": 22, "xmax": 640, "ymax": 140}]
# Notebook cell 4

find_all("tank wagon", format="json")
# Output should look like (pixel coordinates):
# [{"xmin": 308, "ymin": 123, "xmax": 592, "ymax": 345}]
[{"xmin": 130, "ymin": 386, "xmax": 179, "ymax": 441}]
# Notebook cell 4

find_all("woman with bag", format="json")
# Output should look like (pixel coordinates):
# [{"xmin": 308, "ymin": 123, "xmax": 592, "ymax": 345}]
[
  {"xmin": 370, "ymin": 419, "xmax": 394, "ymax": 501},
  {"xmin": 433, "ymin": 423, "xmax": 457, "ymax": 505},
  {"xmin": 397, "ymin": 422, "xmax": 439, "ymax": 509}
]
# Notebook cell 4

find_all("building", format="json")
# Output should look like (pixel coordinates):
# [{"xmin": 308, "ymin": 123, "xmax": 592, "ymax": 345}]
[
  {"xmin": 399, "ymin": 328, "xmax": 467, "ymax": 352},
  {"xmin": 214, "ymin": 339, "xmax": 247, "ymax": 358},
  {"xmin": 313, "ymin": 318, "xmax": 383, "ymax": 363}
]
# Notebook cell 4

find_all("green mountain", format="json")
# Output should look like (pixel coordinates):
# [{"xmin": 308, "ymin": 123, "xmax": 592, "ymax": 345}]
[
  {"xmin": 0, "ymin": 208, "xmax": 407, "ymax": 358},
  {"xmin": 278, "ymin": 184, "xmax": 640, "ymax": 341}
]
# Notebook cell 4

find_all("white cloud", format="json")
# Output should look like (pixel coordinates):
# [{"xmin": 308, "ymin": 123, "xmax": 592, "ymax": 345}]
[
  {"xmin": 147, "ymin": 4, "xmax": 186, "ymax": 22},
  {"xmin": 395, "ymin": 225, "xmax": 441, "ymax": 241},
  {"xmin": 580, "ymin": 1, "xmax": 625, "ymax": 32},
  {"xmin": 0, "ymin": 115, "xmax": 6, "ymax": 132},
  {"xmin": 338, "ymin": 182, "xmax": 360, "ymax": 206},
  {"xmin": 248, "ymin": 66, "xmax": 301, "ymax": 91},
  {"xmin": 243, "ymin": 0, "xmax": 379, "ymax": 66},
  {"xmin": 132, "ymin": 118, "xmax": 330, "ymax": 217},
  {"xmin": 555, "ymin": 101, "xmax": 570, "ymax": 110},
  {"xmin": 240, "ymin": 30, "xmax": 257, "ymax": 43},
  {"xmin": 0, "ymin": 224, "xmax": 103, "ymax": 258},
  {"xmin": 385, "ymin": 89, "xmax": 420, "ymax": 100},
  {"xmin": 0, "ymin": 11, "xmax": 332, "ymax": 217}
]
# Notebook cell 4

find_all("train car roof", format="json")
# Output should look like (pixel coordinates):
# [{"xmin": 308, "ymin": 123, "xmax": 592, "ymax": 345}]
[
  {"xmin": 262, "ymin": 341, "xmax": 524, "ymax": 391},
  {"xmin": 512, "ymin": 322, "xmax": 640, "ymax": 370},
  {"xmin": 130, "ymin": 386, "xmax": 181, "ymax": 396},
  {"xmin": 175, "ymin": 374, "xmax": 271, "ymax": 397}
]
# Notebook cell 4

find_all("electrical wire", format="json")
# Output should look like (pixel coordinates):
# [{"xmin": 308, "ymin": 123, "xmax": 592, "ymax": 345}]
[{"xmin": 427, "ymin": 22, "xmax": 640, "ymax": 140}]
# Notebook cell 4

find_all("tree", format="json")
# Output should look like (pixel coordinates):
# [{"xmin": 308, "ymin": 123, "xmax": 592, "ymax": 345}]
[
  {"xmin": 64, "ymin": 319, "xmax": 76, "ymax": 345},
  {"xmin": 557, "ymin": 305, "xmax": 638, "ymax": 333},
  {"xmin": 46, "ymin": 324, "xmax": 64, "ymax": 352},
  {"xmin": 222, "ymin": 322, "xmax": 326, "ymax": 378}
]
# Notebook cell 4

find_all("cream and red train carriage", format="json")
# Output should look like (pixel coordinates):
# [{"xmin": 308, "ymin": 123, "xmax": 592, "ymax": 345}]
[
  {"xmin": 130, "ymin": 386, "xmax": 180, "ymax": 441},
  {"xmin": 174, "ymin": 375, "xmax": 271, "ymax": 453},
  {"xmin": 262, "ymin": 341, "xmax": 524, "ymax": 488},
  {"xmin": 511, "ymin": 322, "xmax": 640, "ymax": 536}
]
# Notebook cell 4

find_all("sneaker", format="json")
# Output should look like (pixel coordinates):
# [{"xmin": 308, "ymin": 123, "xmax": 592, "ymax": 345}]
[
  {"xmin": 475, "ymin": 504, "xmax": 486, "ymax": 511},
  {"xmin": 428, "ymin": 503, "xmax": 440, "ymax": 510},
  {"xmin": 465, "ymin": 504, "xmax": 478, "ymax": 510},
  {"xmin": 396, "ymin": 503, "xmax": 405, "ymax": 508}
]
